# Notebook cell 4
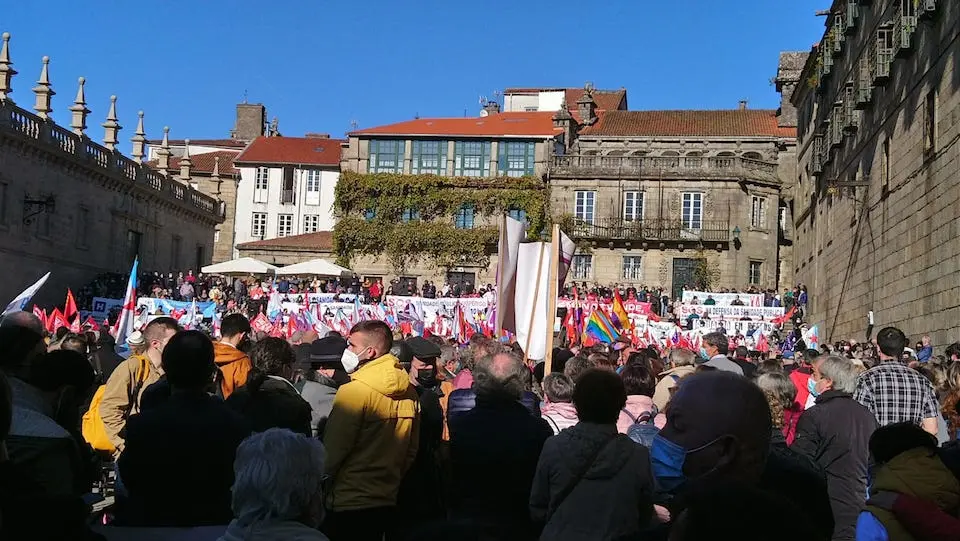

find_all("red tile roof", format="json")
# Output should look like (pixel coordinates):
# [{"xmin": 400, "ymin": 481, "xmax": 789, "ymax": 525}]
[
  {"xmin": 146, "ymin": 138, "xmax": 249, "ymax": 149},
  {"xmin": 234, "ymin": 136, "xmax": 343, "ymax": 166},
  {"xmin": 236, "ymin": 231, "xmax": 334, "ymax": 251},
  {"xmin": 350, "ymin": 112, "xmax": 561, "ymax": 138},
  {"xmin": 145, "ymin": 150, "xmax": 240, "ymax": 176},
  {"xmin": 564, "ymin": 88, "xmax": 628, "ymax": 112},
  {"xmin": 579, "ymin": 110, "xmax": 797, "ymax": 138}
]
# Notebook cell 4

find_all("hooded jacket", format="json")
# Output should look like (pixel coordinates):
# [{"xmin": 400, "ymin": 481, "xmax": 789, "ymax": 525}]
[
  {"xmin": 322, "ymin": 353, "xmax": 420, "ymax": 511},
  {"xmin": 530, "ymin": 422, "xmax": 654, "ymax": 540},
  {"xmin": 857, "ymin": 447, "xmax": 960, "ymax": 541},
  {"xmin": 213, "ymin": 342, "xmax": 252, "ymax": 400},
  {"xmin": 541, "ymin": 401, "xmax": 579, "ymax": 435},
  {"xmin": 298, "ymin": 376, "xmax": 339, "ymax": 438}
]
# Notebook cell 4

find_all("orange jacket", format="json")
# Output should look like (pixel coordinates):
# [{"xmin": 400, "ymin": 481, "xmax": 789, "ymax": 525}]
[{"xmin": 213, "ymin": 342, "xmax": 252, "ymax": 399}]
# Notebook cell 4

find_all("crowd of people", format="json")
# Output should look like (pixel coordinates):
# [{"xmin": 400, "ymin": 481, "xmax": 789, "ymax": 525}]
[{"xmin": 3, "ymin": 296, "xmax": 960, "ymax": 540}]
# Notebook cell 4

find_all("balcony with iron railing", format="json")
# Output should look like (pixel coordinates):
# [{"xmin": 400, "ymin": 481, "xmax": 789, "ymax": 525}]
[
  {"xmin": 569, "ymin": 217, "xmax": 731, "ymax": 243},
  {"xmin": 550, "ymin": 154, "xmax": 779, "ymax": 182}
]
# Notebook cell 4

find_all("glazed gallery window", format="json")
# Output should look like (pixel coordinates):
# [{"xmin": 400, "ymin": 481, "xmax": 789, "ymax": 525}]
[
  {"xmin": 369, "ymin": 139, "xmax": 404, "ymax": 173},
  {"xmin": 497, "ymin": 141, "xmax": 536, "ymax": 177},
  {"xmin": 411, "ymin": 140, "xmax": 447, "ymax": 175},
  {"xmin": 454, "ymin": 141, "xmax": 491, "ymax": 177}
]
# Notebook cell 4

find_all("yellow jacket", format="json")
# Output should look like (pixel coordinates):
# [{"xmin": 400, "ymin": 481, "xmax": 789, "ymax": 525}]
[
  {"xmin": 323, "ymin": 353, "xmax": 420, "ymax": 511},
  {"xmin": 98, "ymin": 354, "xmax": 160, "ymax": 455}
]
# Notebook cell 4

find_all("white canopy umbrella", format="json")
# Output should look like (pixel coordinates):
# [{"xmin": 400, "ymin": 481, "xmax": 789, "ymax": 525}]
[
  {"xmin": 201, "ymin": 257, "xmax": 278, "ymax": 276},
  {"xmin": 275, "ymin": 258, "xmax": 353, "ymax": 277}
]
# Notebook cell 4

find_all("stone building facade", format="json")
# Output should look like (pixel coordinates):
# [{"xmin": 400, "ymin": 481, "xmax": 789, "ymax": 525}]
[
  {"xmin": 0, "ymin": 33, "xmax": 223, "ymax": 306},
  {"xmin": 550, "ymin": 89, "xmax": 799, "ymax": 298},
  {"xmin": 791, "ymin": 0, "xmax": 958, "ymax": 345}
]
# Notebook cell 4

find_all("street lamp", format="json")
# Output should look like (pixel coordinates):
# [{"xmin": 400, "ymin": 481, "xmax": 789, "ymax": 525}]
[{"xmin": 732, "ymin": 226, "xmax": 742, "ymax": 250}]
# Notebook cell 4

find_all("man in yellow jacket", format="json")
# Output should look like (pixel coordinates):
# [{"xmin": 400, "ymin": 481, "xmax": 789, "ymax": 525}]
[{"xmin": 323, "ymin": 320, "xmax": 420, "ymax": 541}]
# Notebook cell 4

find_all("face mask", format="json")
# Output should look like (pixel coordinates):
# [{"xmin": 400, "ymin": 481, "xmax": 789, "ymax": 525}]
[
  {"xmin": 807, "ymin": 377, "xmax": 820, "ymax": 398},
  {"xmin": 700, "ymin": 347, "xmax": 709, "ymax": 360},
  {"xmin": 341, "ymin": 349, "xmax": 362, "ymax": 374},
  {"xmin": 416, "ymin": 366, "xmax": 438, "ymax": 388},
  {"xmin": 650, "ymin": 434, "xmax": 721, "ymax": 494}
]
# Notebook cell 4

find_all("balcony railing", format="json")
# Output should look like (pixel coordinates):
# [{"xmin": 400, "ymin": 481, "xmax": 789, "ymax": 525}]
[
  {"xmin": 551, "ymin": 154, "xmax": 778, "ymax": 181},
  {"xmin": 280, "ymin": 189, "xmax": 296, "ymax": 204},
  {"xmin": 570, "ymin": 217, "xmax": 731, "ymax": 243}
]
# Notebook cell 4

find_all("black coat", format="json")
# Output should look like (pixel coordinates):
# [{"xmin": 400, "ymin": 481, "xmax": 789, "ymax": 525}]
[
  {"xmin": 791, "ymin": 390, "xmax": 878, "ymax": 541},
  {"xmin": 448, "ymin": 395, "xmax": 553, "ymax": 540},
  {"xmin": 116, "ymin": 391, "xmax": 250, "ymax": 527},
  {"xmin": 226, "ymin": 375, "xmax": 312, "ymax": 436},
  {"xmin": 762, "ymin": 429, "xmax": 835, "ymax": 541},
  {"xmin": 446, "ymin": 388, "xmax": 540, "ymax": 424}
]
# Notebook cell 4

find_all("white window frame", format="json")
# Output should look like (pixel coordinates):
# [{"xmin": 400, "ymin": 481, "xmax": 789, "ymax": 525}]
[
  {"xmin": 751, "ymin": 195, "xmax": 767, "ymax": 229},
  {"xmin": 574, "ymin": 191, "xmax": 596, "ymax": 224},
  {"xmin": 251, "ymin": 212, "xmax": 267, "ymax": 238},
  {"xmin": 304, "ymin": 169, "xmax": 321, "ymax": 206},
  {"xmin": 571, "ymin": 254, "xmax": 593, "ymax": 280},
  {"xmin": 681, "ymin": 192, "xmax": 703, "ymax": 230},
  {"xmin": 749, "ymin": 261, "xmax": 763, "ymax": 285},
  {"xmin": 622, "ymin": 255, "xmax": 642, "ymax": 281},
  {"xmin": 253, "ymin": 167, "xmax": 269, "ymax": 203},
  {"xmin": 303, "ymin": 214, "xmax": 320, "ymax": 233},
  {"xmin": 277, "ymin": 214, "xmax": 293, "ymax": 237},
  {"xmin": 623, "ymin": 191, "xmax": 644, "ymax": 222}
]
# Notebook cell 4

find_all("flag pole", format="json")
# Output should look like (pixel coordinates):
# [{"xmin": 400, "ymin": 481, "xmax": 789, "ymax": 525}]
[
  {"xmin": 522, "ymin": 242, "xmax": 547, "ymax": 365},
  {"xmin": 495, "ymin": 214, "xmax": 505, "ymax": 338},
  {"xmin": 544, "ymin": 224, "xmax": 561, "ymax": 375}
]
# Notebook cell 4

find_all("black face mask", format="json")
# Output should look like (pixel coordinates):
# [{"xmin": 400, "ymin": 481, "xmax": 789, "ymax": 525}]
[{"xmin": 416, "ymin": 366, "xmax": 438, "ymax": 388}]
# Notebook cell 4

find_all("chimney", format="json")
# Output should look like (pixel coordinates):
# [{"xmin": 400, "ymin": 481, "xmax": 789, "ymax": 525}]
[
  {"xmin": 482, "ymin": 100, "xmax": 500, "ymax": 115},
  {"xmin": 577, "ymin": 83, "xmax": 597, "ymax": 126},
  {"xmin": 231, "ymin": 102, "xmax": 266, "ymax": 141},
  {"xmin": 305, "ymin": 132, "xmax": 331, "ymax": 139},
  {"xmin": 738, "ymin": 99, "xmax": 748, "ymax": 111}
]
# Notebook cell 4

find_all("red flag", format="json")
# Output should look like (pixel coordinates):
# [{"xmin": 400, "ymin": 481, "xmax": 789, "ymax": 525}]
[
  {"xmin": 32, "ymin": 305, "xmax": 46, "ymax": 329},
  {"xmin": 64, "ymin": 289, "xmax": 78, "ymax": 322},
  {"xmin": 562, "ymin": 310, "xmax": 576, "ymax": 344},
  {"xmin": 251, "ymin": 312, "xmax": 272, "ymax": 334},
  {"xmin": 83, "ymin": 315, "xmax": 98, "ymax": 329},
  {"xmin": 269, "ymin": 317, "xmax": 284, "ymax": 338},
  {"xmin": 757, "ymin": 333, "xmax": 770, "ymax": 353},
  {"xmin": 772, "ymin": 306, "xmax": 796, "ymax": 326},
  {"xmin": 286, "ymin": 316, "xmax": 297, "ymax": 339},
  {"xmin": 49, "ymin": 308, "xmax": 67, "ymax": 333},
  {"xmin": 69, "ymin": 316, "xmax": 81, "ymax": 333}
]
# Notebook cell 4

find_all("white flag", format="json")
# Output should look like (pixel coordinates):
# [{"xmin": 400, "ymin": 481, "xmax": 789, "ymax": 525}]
[
  {"xmin": 556, "ymin": 230, "xmax": 576, "ymax": 295},
  {"xmin": 514, "ymin": 242, "xmax": 552, "ymax": 361},
  {"xmin": 2, "ymin": 272, "xmax": 51, "ymax": 316},
  {"xmin": 495, "ymin": 216, "xmax": 527, "ymax": 334}
]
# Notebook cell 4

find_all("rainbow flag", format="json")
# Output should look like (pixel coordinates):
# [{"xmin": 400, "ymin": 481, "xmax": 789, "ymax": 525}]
[{"xmin": 583, "ymin": 308, "xmax": 620, "ymax": 344}]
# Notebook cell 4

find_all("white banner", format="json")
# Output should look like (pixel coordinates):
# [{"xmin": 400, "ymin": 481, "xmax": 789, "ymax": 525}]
[
  {"xmin": 382, "ymin": 296, "xmax": 490, "ymax": 323},
  {"xmin": 692, "ymin": 318, "xmax": 778, "ymax": 336},
  {"xmin": 681, "ymin": 291, "xmax": 764, "ymax": 307},
  {"xmin": 678, "ymin": 304, "xmax": 784, "ymax": 321}
]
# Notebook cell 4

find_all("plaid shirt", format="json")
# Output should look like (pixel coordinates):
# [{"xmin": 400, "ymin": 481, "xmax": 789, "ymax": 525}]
[{"xmin": 853, "ymin": 360, "xmax": 939, "ymax": 427}]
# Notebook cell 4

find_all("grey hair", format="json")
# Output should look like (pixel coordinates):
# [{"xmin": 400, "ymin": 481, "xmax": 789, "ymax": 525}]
[
  {"xmin": 543, "ymin": 373, "xmax": 574, "ymax": 403},
  {"xmin": 0, "ymin": 311, "xmax": 44, "ymax": 335},
  {"xmin": 819, "ymin": 355, "xmax": 860, "ymax": 393},
  {"xmin": 754, "ymin": 371, "xmax": 797, "ymax": 409},
  {"xmin": 669, "ymin": 348, "xmax": 697, "ymax": 367},
  {"xmin": 231, "ymin": 428, "xmax": 327, "ymax": 527},
  {"xmin": 474, "ymin": 352, "xmax": 526, "ymax": 399}
]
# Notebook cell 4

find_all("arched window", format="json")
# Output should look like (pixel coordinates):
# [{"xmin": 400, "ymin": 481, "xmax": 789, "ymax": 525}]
[
  {"xmin": 685, "ymin": 151, "xmax": 703, "ymax": 168},
  {"xmin": 742, "ymin": 151, "xmax": 763, "ymax": 160}
]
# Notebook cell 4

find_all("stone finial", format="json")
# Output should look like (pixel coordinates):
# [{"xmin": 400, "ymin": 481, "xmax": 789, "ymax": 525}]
[
  {"xmin": 157, "ymin": 126, "xmax": 172, "ymax": 175},
  {"xmin": 0, "ymin": 32, "xmax": 18, "ymax": 102},
  {"xmin": 179, "ymin": 138, "xmax": 192, "ymax": 180},
  {"xmin": 102, "ymin": 95, "xmax": 122, "ymax": 151},
  {"xmin": 68, "ymin": 77, "xmax": 90, "ymax": 136},
  {"xmin": 553, "ymin": 101, "xmax": 573, "ymax": 122},
  {"xmin": 269, "ymin": 116, "xmax": 279, "ymax": 136},
  {"xmin": 212, "ymin": 155, "xmax": 221, "ymax": 178},
  {"xmin": 577, "ymin": 82, "xmax": 598, "ymax": 126},
  {"xmin": 131, "ymin": 110, "xmax": 146, "ymax": 163},
  {"xmin": 32, "ymin": 56, "xmax": 55, "ymax": 119}
]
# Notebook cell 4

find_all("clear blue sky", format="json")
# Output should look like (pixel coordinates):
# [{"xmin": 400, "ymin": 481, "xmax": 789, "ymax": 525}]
[{"xmin": 3, "ymin": 0, "xmax": 826, "ymax": 143}]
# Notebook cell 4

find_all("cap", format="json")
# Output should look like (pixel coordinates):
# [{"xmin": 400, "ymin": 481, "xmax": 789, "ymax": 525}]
[
  {"xmin": 406, "ymin": 336, "xmax": 441, "ymax": 360},
  {"xmin": 310, "ymin": 335, "xmax": 347, "ymax": 366}
]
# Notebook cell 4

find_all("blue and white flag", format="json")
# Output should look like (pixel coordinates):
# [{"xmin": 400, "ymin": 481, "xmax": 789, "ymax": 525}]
[{"xmin": 2, "ymin": 272, "xmax": 51, "ymax": 316}]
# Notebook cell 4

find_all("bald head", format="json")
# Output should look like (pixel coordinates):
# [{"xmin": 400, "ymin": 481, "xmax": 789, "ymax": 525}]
[
  {"xmin": 660, "ymin": 371, "xmax": 772, "ymax": 484},
  {"xmin": 474, "ymin": 351, "xmax": 526, "ymax": 399},
  {"xmin": 0, "ymin": 311, "xmax": 44, "ymax": 336}
]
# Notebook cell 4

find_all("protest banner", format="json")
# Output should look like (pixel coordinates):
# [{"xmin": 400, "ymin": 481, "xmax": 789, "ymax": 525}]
[
  {"xmin": 677, "ymin": 304, "xmax": 784, "ymax": 321},
  {"xmin": 681, "ymin": 291, "xmax": 764, "ymax": 307}
]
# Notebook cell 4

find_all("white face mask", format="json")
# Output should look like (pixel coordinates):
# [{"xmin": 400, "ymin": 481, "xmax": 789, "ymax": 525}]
[{"xmin": 341, "ymin": 348, "xmax": 362, "ymax": 374}]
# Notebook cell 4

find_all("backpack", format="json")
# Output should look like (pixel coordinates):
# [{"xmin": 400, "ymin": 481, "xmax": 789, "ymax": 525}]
[
  {"xmin": 624, "ymin": 408, "xmax": 660, "ymax": 448},
  {"xmin": 82, "ymin": 355, "xmax": 150, "ymax": 454}
]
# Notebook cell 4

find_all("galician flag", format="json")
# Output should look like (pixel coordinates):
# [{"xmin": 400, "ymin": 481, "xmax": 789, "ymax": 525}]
[
  {"xmin": 2, "ymin": 272, "xmax": 51, "ymax": 316},
  {"xmin": 114, "ymin": 258, "xmax": 139, "ymax": 354}
]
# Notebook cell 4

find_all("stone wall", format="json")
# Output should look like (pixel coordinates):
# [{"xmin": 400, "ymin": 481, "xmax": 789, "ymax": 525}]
[
  {"xmin": 0, "ymin": 102, "xmax": 222, "ymax": 308},
  {"xmin": 193, "ymin": 172, "xmax": 238, "ymax": 264},
  {"xmin": 792, "ymin": 1, "xmax": 960, "ymax": 347}
]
